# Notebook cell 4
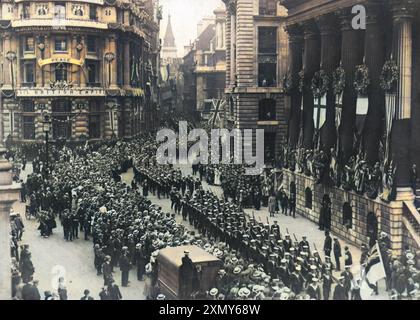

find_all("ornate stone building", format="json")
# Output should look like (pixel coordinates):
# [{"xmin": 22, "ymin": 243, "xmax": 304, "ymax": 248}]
[
  {"xmin": 280, "ymin": 0, "xmax": 420, "ymax": 255},
  {"xmin": 0, "ymin": 0, "xmax": 161, "ymax": 143},
  {"xmin": 223, "ymin": 0, "xmax": 289, "ymax": 163},
  {"xmin": 182, "ymin": 7, "xmax": 227, "ymax": 119}
]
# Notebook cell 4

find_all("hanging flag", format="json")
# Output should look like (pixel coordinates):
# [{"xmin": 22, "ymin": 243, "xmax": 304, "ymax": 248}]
[
  {"xmin": 384, "ymin": 93, "xmax": 396, "ymax": 164},
  {"xmin": 356, "ymin": 95, "xmax": 369, "ymax": 135},
  {"xmin": 360, "ymin": 242, "xmax": 387, "ymax": 301},
  {"xmin": 313, "ymin": 95, "xmax": 327, "ymax": 130}
]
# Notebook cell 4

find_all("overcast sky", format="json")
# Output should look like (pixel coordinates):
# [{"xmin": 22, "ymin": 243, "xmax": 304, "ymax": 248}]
[{"xmin": 159, "ymin": 0, "xmax": 224, "ymax": 57}]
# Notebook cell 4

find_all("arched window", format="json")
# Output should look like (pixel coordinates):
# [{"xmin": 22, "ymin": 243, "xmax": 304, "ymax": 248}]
[
  {"xmin": 305, "ymin": 187, "xmax": 312, "ymax": 209},
  {"xmin": 343, "ymin": 202, "xmax": 352, "ymax": 229}
]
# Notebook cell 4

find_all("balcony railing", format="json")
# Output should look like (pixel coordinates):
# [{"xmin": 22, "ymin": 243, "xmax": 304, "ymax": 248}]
[{"xmin": 12, "ymin": 17, "xmax": 108, "ymax": 29}]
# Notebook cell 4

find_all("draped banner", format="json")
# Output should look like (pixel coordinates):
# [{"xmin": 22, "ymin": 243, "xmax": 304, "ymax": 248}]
[
  {"xmin": 384, "ymin": 93, "xmax": 396, "ymax": 164},
  {"xmin": 335, "ymin": 94, "xmax": 343, "ymax": 154},
  {"xmin": 38, "ymin": 57, "xmax": 84, "ymax": 67}
]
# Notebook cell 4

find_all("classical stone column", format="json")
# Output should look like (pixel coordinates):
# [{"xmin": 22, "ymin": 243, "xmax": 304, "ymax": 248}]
[
  {"xmin": 316, "ymin": 14, "xmax": 340, "ymax": 151},
  {"xmin": 225, "ymin": 0, "xmax": 236, "ymax": 87},
  {"xmin": 108, "ymin": 35, "xmax": 118, "ymax": 89},
  {"xmin": 123, "ymin": 40, "xmax": 131, "ymax": 88},
  {"xmin": 284, "ymin": 24, "xmax": 303, "ymax": 149},
  {"xmin": 410, "ymin": 4, "xmax": 420, "ymax": 171},
  {"xmin": 338, "ymin": 9, "xmax": 365, "ymax": 163},
  {"xmin": 363, "ymin": 1, "xmax": 386, "ymax": 165},
  {"xmin": 225, "ymin": 12, "xmax": 231, "ymax": 87},
  {"xmin": 301, "ymin": 20, "xmax": 320, "ymax": 149},
  {"xmin": 0, "ymin": 146, "xmax": 20, "ymax": 300},
  {"xmin": 79, "ymin": 36, "xmax": 87, "ymax": 88},
  {"xmin": 391, "ymin": 0, "xmax": 416, "ymax": 190},
  {"xmin": 2, "ymin": 33, "xmax": 12, "ymax": 89}
]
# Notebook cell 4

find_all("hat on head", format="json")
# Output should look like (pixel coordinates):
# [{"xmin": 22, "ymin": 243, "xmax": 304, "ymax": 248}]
[{"xmin": 209, "ymin": 288, "xmax": 218, "ymax": 297}]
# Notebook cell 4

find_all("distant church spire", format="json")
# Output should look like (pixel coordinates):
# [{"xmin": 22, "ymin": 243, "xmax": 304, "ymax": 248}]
[{"xmin": 164, "ymin": 14, "xmax": 176, "ymax": 48}]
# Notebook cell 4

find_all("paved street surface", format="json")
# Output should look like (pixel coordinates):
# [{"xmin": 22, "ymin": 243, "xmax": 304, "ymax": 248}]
[{"xmin": 12, "ymin": 164, "xmax": 387, "ymax": 300}]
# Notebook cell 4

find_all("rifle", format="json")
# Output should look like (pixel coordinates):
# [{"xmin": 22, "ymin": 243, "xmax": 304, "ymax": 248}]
[
  {"xmin": 258, "ymin": 216, "xmax": 262, "ymax": 222},
  {"xmin": 313, "ymin": 243, "xmax": 318, "ymax": 252},
  {"xmin": 286, "ymin": 228, "xmax": 290, "ymax": 235},
  {"xmin": 293, "ymin": 233, "xmax": 298, "ymax": 242},
  {"xmin": 266, "ymin": 217, "xmax": 269, "ymax": 225},
  {"xmin": 252, "ymin": 211, "xmax": 255, "ymax": 220}
]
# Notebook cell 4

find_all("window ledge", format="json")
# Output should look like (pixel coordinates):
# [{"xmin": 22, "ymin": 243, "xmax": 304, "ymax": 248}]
[{"xmin": 257, "ymin": 120, "xmax": 279, "ymax": 125}]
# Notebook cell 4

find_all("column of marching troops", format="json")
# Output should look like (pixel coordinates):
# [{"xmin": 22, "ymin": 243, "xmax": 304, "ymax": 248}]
[
  {"xmin": 134, "ymin": 161, "xmax": 358, "ymax": 300},
  {"xmin": 13, "ymin": 132, "xmax": 420, "ymax": 300}
]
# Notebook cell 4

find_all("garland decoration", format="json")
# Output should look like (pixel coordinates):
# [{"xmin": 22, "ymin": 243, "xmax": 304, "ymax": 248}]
[
  {"xmin": 380, "ymin": 60, "xmax": 399, "ymax": 93},
  {"xmin": 311, "ymin": 70, "xmax": 329, "ymax": 99},
  {"xmin": 353, "ymin": 64, "xmax": 370, "ymax": 95},
  {"xmin": 332, "ymin": 66, "xmax": 346, "ymax": 96}
]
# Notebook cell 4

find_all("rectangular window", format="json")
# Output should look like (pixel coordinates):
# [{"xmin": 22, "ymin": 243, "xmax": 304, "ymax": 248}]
[
  {"xmin": 22, "ymin": 100, "xmax": 35, "ymax": 112},
  {"xmin": 89, "ymin": 115, "xmax": 101, "ymax": 138},
  {"xmin": 52, "ymin": 116, "xmax": 71, "ymax": 139},
  {"xmin": 23, "ymin": 116, "xmax": 35, "ymax": 140},
  {"xmin": 259, "ymin": 0, "xmax": 277, "ymax": 16},
  {"xmin": 258, "ymin": 27, "xmax": 277, "ymax": 87},
  {"xmin": 55, "ymin": 38, "xmax": 67, "ymax": 51},
  {"xmin": 24, "ymin": 63, "xmax": 35, "ymax": 84},
  {"xmin": 89, "ymin": 4, "xmax": 98, "ymax": 20},
  {"xmin": 87, "ymin": 62, "xmax": 99, "ymax": 85},
  {"xmin": 22, "ymin": 3, "xmax": 30, "ymax": 19},
  {"xmin": 86, "ymin": 36, "xmax": 96, "ymax": 53},
  {"xmin": 55, "ymin": 66, "xmax": 67, "ymax": 82},
  {"xmin": 54, "ymin": 3, "xmax": 66, "ymax": 20},
  {"xmin": 25, "ymin": 36, "xmax": 35, "ymax": 52},
  {"xmin": 52, "ymin": 100, "xmax": 71, "ymax": 113}
]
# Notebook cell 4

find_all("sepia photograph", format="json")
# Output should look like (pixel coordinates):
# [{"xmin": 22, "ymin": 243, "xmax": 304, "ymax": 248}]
[{"xmin": 0, "ymin": 0, "xmax": 419, "ymax": 313}]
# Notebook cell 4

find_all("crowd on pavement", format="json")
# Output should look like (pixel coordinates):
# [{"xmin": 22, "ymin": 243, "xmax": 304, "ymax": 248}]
[{"xmin": 6, "ymin": 128, "xmax": 420, "ymax": 300}]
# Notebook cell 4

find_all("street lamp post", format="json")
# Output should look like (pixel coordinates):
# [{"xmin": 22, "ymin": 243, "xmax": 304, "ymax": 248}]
[{"xmin": 42, "ymin": 113, "xmax": 51, "ymax": 173}]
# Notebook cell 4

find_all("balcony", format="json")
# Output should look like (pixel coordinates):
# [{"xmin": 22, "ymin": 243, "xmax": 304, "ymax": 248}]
[{"xmin": 12, "ymin": 17, "xmax": 108, "ymax": 29}]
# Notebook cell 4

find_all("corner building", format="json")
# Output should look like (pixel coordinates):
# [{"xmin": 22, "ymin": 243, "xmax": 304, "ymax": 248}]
[{"xmin": 0, "ymin": 0, "xmax": 160, "ymax": 143}]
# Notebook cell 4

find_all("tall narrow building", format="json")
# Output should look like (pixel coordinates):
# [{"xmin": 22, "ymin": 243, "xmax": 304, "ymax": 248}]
[{"xmin": 161, "ymin": 14, "xmax": 178, "ymax": 63}]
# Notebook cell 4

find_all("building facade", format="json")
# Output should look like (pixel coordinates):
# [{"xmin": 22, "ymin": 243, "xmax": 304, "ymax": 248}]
[
  {"xmin": 280, "ymin": 0, "xmax": 420, "ymax": 255},
  {"xmin": 0, "ymin": 0, "xmax": 161, "ymax": 144},
  {"xmin": 182, "ymin": 7, "xmax": 227, "ymax": 120},
  {"xmin": 223, "ymin": 0, "xmax": 289, "ymax": 163}
]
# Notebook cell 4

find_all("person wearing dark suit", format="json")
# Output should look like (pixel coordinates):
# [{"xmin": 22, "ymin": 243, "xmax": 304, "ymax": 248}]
[
  {"xmin": 333, "ymin": 238, "xmax": 342, "ymax": 271},
  {"xmin": 21, "ymin": 280, "xmax": 41, "ymax": 300},
  {"xmin": 179, "ymin": 250, "xmax": 194, "ymax": 299},
  {"xmin": 333, "ymin": 277, "xmax": 348, "ymax": 300},
  {"xmin": 80, "ymin": 289, "xmax": 94, "ymax": 300},
  {"xmin": 99, "ymin": 287, "xmax": 110, "ymax": 300},
  {"xmin": 119, "ymin": 248, "xmax": 131, "ymax": 287},
  {"xmin": 108, "ymin": 282, "xmax": 122, "ymax": 300},
  {"xmin": 324, "ymin": 231, "xmax": 332, "ymax": 258},
  {"xmin": 102, "ymin": 256, "xmax": 113, "ymax": 286}
]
